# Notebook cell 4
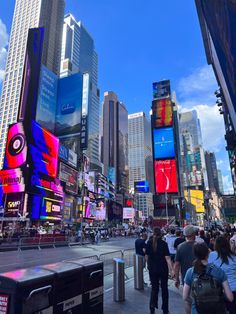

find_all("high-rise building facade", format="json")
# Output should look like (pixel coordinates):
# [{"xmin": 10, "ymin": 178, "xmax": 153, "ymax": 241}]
[
  {"xmin": 128, "ymin": 112, "xmax": 154, "ymax": 218},
  {"xmin": 60, "ymin": 14, "xmax": 100, "ymax": 168},
  {"xmin": 128, "ymin": 112, "xmax": 153, "ymax": 191},
  {"xmin": 217, "ymin": 169, "xmax": 224, "ymax": 195},
  {"xmin": 0, "ymin": 0, "xmax": 65, "ymax": 167},
  {"xmin": 205, "ymin": 151, "xmax": 220, "ymax": 194},
  {"xmin": 179, "ymin": 110, "xmax": 208, "ymax": 190},
  {"xmin": 101, "ymin": 91, "xmax": 128, "ymax": 196}
]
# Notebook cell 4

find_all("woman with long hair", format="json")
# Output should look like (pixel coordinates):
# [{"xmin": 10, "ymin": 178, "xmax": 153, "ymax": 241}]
[
  {"xmin": 145, "ymin": 227, "xmax": 173, "ymax": 314},
  {"xmin": 183, "ymin": 242, "xmax": 233, "ymax": 314},
  {"xmin": 208, "ymin": 235, "xmax": 236, "ymax": 313}
]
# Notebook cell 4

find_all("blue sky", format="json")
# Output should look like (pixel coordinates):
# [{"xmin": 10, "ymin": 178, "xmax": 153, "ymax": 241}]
[{"xmin": 0, "ymin": 0, "xmax": 233, "ymax": 192}]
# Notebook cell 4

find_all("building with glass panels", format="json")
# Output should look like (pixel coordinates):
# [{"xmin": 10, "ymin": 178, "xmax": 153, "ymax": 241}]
[
  {"xmin": 0, "ymin": 0, "xmax": 65, "ymax": 167},
  {"xmin": 101, "ymin": 91, "xmax": 128, "ymax": 196},
  {"xmin": 60, "ymin": 14, "xmax": 100, "ymax": 169}
]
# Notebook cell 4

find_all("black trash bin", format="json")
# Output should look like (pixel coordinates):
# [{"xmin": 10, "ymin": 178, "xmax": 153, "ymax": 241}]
[
  {"xmin": 0, "ymin": 267, "xmax": 54, "ymax": 314},
  {"xmin": 67, "ymin": 258, "xmax": 103, "ymax": 314},
  {"xmin": 41, "ymin": 262, "xmax": 83, "ymax": 314}
]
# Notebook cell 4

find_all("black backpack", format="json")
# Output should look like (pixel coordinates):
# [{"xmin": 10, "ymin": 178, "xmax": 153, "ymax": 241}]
[{"xmin": 191, "ymin": 264, "xmax": 226, "ymax": 314}]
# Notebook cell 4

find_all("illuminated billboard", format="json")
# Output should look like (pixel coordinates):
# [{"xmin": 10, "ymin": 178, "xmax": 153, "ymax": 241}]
[
  {"xmin": 59, "ymin": 163, "xmax": 78, "ymax": 195},
  {"xmin": 190, "ymin": 189, "xmax": 204, "ymax": 213},
  {"xmin": 4, "ymin": 192, "xmax": 25, "ymax": 218},
  {"xmin": 123, "ymin": 207, "xmax": 135, "ymax": 219},
  {"xmin": 96, "ymin": 200, "xmax": 106, "ymax": 220},
  {"xmin": 3, "ymin": 123, "xmax": 27, "ymax": 169},
  {"xmin": 81, "ymin": 73, "xmax": 89, "ymax": 149},
  {"xmin": 36, "ymin": 65, "xmax": 58, "ymax": 132},
  {"xmin": 28, "ymin": 121, "xmax": 59, "ymax": 178},
  {"xmin": 55, "ymin": 73, "xmax": 83, "ymax": 136},
  {"xmin": 84, "ymin": 172, "xmax": 95, "ymax": 192},
  {"xmin": 153, "ymin": 127, "xmax": 175, "ymax": 159},
  {"xmin": 152, "ymin": 98, "xmax": 173, "ymax": 128},
  {"xmin": 155, "ymin": 159, "xmax": 178, "ymax": 193},
  {"xmin": 0, "ymin": 168, "xmax": 25, "ymax": 194},
  {"xmin": 134, "ymin": 181, "xmax": 150, "ymax": 193},
  {"xmin": 153, "ymin": 80, "xmax": 171, "ymax": 100},
  {"xmin": 107, "ymin": 200, "xmax": 123, "ymax": 222}
]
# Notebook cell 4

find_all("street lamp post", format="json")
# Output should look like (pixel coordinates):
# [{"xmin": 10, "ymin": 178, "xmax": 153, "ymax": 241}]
[{"xmin": 165, "ymin": 191, "xmax": 169, "ymax": 226}]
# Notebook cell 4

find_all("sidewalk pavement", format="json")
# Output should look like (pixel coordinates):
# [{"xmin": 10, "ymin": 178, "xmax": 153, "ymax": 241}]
[{"xmin": 104, "ymin": 273, "xmax": 185, "ymax": 314}]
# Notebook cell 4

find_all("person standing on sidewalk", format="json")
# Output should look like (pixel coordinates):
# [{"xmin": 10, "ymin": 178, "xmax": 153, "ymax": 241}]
[
  {"xmin": 165, "ymin": 229, "xmax": 177, "ymax": 262},
  {"xmin": 146, "ymin": 227, "xmax": 173, "ymax": 314},
  {"xmin": 174, "ymin": 225, "xmax": 196, "ymax": 314}
]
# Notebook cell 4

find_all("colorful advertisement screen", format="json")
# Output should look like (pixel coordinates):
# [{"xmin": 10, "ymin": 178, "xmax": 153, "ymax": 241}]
[
  {"xmin": 153, "ymin": 127, "xmax": 175, "ymax": 159},
  {"xmin": 28, "ymin": 121, "xmax": 59, "ymax": 178},
  {"xmin": 59, "ymin": 163, "xmax": 78, "ymax": 195},
  {"xmin": 134, "ymin": 181, "xmax": 150, "ymax": 193},
  {"xmin": 0, "ymin": 168, "xmax": 25, "ymax": 194},
  {"xmin": 152, "ymin": 98, "xmax": 172, "ymax": 128},
  {"xmin": 4, "ymin": 192, "xmax": 25, "ymax": 218},
  {"xmin": 55, "ymin": 73, "xmax": 83, "ymax": 136},
  {"xmin": 123, "ymin": 207, "xmax": 135, "ymax": 219},
  {"xmin": 96, "ymin": 200, "xmax": 106, "ymax": 220},
  {"xmin": 153, "ymin": 80, "xmax": 170, "ymax": 99},
  {"xmin": 155, "ymin": 159, "xmax": 178, "ymax": 193},
  {"xmin": 3, "ymin": 123, "xmax": 27, "ymax": 169},
  {"xmin": 36, "ymin": 65, "xmax": 58, "ymax": 132},
  {"xmin": 190, "ymin": 190, "xmax": 204, "ymax": 213},
  {"xmin": 107, "ymin": 200, "xmax": 123, "ymax": 222}
]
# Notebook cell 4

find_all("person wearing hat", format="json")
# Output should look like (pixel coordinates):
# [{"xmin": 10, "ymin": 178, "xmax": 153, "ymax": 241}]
[{"xmin": 174, "ymin": 225, "xmax": 196, "ymax": 314}]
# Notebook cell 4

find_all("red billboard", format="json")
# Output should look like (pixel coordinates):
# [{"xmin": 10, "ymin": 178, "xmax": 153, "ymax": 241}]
[
  {"xmin": 155, "ymin": 159, "xmax": 178, "ymax": 193},
  {"xmin": 152, "ymin": 98, "xmax": 172, "ymax": 128}
]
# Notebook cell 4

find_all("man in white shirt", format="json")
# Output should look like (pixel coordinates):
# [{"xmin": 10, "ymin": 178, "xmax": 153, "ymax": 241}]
[{"xmin": 165, "ymin": 229, "xmax": 177, "ymax": 262}]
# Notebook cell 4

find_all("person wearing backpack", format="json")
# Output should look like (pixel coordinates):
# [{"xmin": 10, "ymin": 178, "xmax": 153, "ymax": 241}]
[
  {"xmin": 208, "ymin": 235, "xmax": 236, "ymax": 314},
  {"xmin": 183, "ymin": 242, "xmax": 233, "ymax": 314}
]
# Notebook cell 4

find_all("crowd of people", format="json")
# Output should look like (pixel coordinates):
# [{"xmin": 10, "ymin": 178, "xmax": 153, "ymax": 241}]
[{"xmin": 135, "ymin": 225, "xmax": 236, "ymax": 314}]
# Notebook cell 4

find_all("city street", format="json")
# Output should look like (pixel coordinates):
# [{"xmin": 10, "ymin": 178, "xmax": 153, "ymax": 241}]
[{"xmin": 0, "ymin": 237, "xmax": 135, "ymax": 273}]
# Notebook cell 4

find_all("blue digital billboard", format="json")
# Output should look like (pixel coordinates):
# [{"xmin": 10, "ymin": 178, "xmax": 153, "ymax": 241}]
[
  {"xmin": 134, "ymin": 181, "xmax": 150, "ymax": 193},
  {"xmin": 55, "ymin": 73, "xmax": 83, "ymax": 136},
  {"xmin": 36, "ymin": 65, "xmax": 58, "ymax": 132},
  {"xmin": 153, "ymin": 127, "xmax": 175, "ymax": 159}
]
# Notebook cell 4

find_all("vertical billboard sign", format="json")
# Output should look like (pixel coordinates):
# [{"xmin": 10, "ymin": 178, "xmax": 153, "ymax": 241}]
[
  {"xmin": 80, "ymin": 73, "xmax": 89, "ymax": 149},
  {"xmin": 153, "ymin": 127, "xmax": 175, "ymax": 159},
  {"xmin": 153, "ymin": 80, "xmax": 171, "ymax": 100},
  {"xmin": 18, "ymin": 28, "xmax": 44, "ymax": 124},
  {"xmin": 152, "ymin": 98, "xmax": 173, "ymax": 128},
  {"xmin": 3, "ymin": 123, "xmax": 27, "ymax": 169},
  {"xmin": 56, "ymin": 73, "xmax": 83, "ymax": 136},
  {"xmin": 154, "ymin": 159, "xmax": 178, "ymax": 193},
  {"xmin": 36, "ymin": 65, "xmax": 58, "ymax": 132}
]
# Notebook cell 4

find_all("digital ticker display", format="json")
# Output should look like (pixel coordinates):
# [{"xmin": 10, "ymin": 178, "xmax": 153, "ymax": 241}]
[
  {"xmin": 152, "ymin": 98, "xmax": 173, "ymax": 128},
  {"xmin": 155, "ymin": 159, "xmax": 178, "ymax": 193},
  {"xmin": 153, "ymin": 127, "xmax": 175, "ymax": 159}
]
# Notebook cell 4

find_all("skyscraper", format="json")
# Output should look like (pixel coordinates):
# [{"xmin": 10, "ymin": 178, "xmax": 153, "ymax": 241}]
[
  {"xmin": 0, "ymin": 0, "xmax": 65, "ymax": 167},
  {"xmin": 101, "ymin": 91, "xmax": 128, "ymax": 196},
  {"xmin": 128, "ymin": 112, "xmax": 154, "ymax": 218},
  {"xmin": 179, "ymin": 111, "xmax": 202, "ymax": 148},
  {"xmin": 128, "ymin": 112, "xmax": 153, "ymax": 191},
  {"xmin": 60, "ymin": 14, "xmax": 100, "ymax": 168},
  {"xmin": 205, "ymin": 151, "xmax": 220, "ymax": 194}
]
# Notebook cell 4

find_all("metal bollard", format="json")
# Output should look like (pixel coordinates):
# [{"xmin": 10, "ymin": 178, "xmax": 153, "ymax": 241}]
[
  {"xmin": 134, "ymin": 254, "xmax": 144, "ymax": 290},
  {"xmin": 113, "ymin": 258, "xmax": 125, "ymax": 302}
]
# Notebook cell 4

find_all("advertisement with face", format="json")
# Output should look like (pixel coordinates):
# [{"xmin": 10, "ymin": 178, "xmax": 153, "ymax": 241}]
[
  {"xmin": 96, "ymin": 200, "xmax": 106, "ymax": 220},
  {"xmin": 153, "ymin": 127, "xmax": 175, "ymax": 159},
  {"xmin": 155, "ymin": 159, "xmax": 178, "ymax": 193},
  {"xmin": 152, "ymin": 98, "xmax": 173, "ymax": 128},
  {"xmin": 55, "ymin": 73, "xmax": 83, "ymax": 136},
  {"xmin": 3, "ymin": 123, "xmax": 27, "ymax": 169},
  {"xmin": 153, "ymin": 80, "xmax": 171, "ymax": 100},
  {"xmin": 36, "ymin": 65, "xmax": 58, "ymax": 132},
  {"xmin": 84, "ymin": 172, "xmax": 95, "ymax": 192}
]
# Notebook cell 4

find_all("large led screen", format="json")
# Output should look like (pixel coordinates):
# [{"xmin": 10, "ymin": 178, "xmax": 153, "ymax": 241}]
[
  {"xmin": 36, "ymin": 65, "xmax": 58, "ymax": 132},
  {"xmin": 0, "ymin": 168, "xmax": 25, "ymax": 194},
  {"xmin": 28, "ymin": 121, "xmax": 59, "ymax": 178},
  {"xmin": 155, "ymin": 159, "xmax": 178, "ymax": 193},
  {"xmin": 153, "ymin": 127, "xmax": 175, "ymax": 159},
  {"xmin": 190, "ymin": 189, "xmax": 204, "ymax": 213},
  {"xmin": 134, "ymin": 181, "xmax": 150, "ymax": 193},
  {"xmin": 55, "ymin": 73, "xmax": 83, "ymax": 136},
  {"xmin": 152, "ymin": 98, "xmax": 173, "ymax": 128},
  {"xmin": 3, "ymin": 123, "xmax": 27, "ymax": 169},
  {"xmin": 153, "ymin": 80, "xmax": 170, "ymax": 99},
  {"xmin": 59, "ymin": 163, "xmax": 78, "ymax": 195}
]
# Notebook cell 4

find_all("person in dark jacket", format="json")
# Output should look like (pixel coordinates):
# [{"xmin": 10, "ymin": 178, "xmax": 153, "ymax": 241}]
[{"xmin": 146, "ymin": 227, "xmax": 173, "ymax": 314}]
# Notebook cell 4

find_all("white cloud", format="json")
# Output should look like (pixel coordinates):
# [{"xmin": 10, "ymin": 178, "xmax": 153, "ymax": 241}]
[
  {"xmin": 177, "ymin": 65, "xmax": 218, "ymax": 107},
  {"xmin": 0, "ymin": 19, "xmax": 9, "ymax": 83},
  {"xmin": 223, "ymin": 175, "xmax": 234, "ymax": 194},
  {"xmin": 177, "ymin": 65, "xmax": 226, "ymax": 152}
]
